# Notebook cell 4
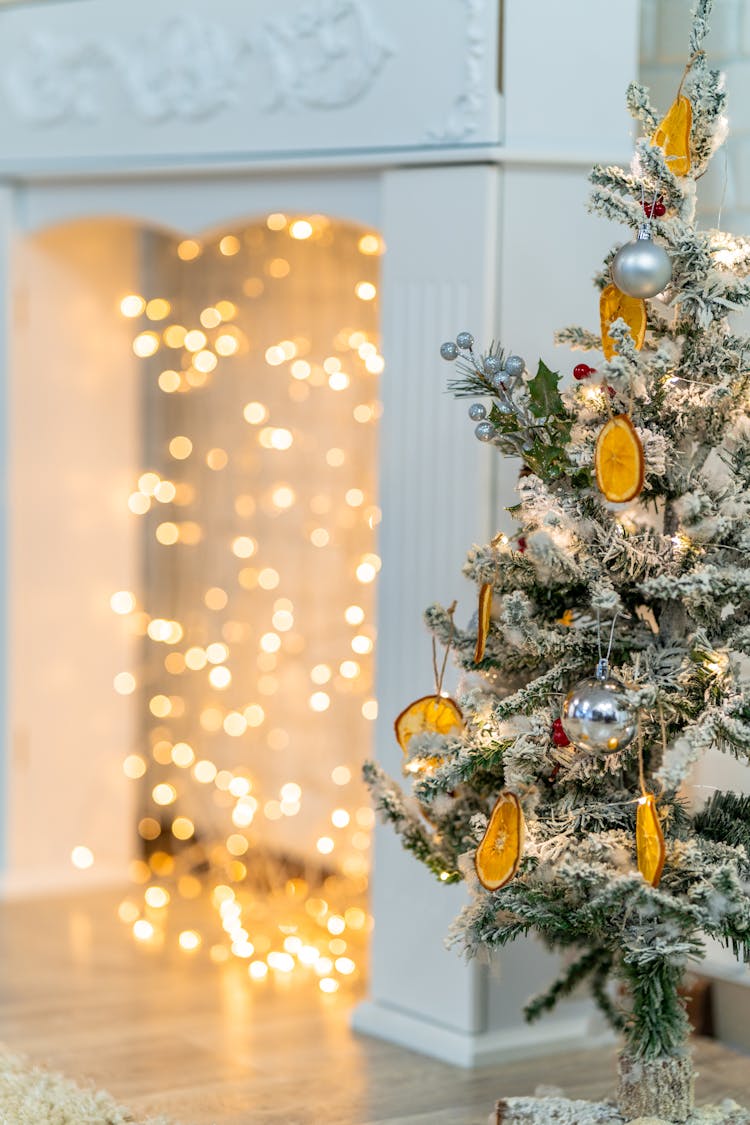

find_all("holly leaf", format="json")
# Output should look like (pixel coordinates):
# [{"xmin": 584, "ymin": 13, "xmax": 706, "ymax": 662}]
[
  {"xmin": 527, "ymin": 360, "xmax": 565, "ymax": 420},
  {"xmin": 489, "ymin": 404, "xmax": 520, "ymax": 433}
]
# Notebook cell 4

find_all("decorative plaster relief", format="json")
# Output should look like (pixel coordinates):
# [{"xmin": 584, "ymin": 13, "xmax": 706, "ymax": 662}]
[
  {"xmin": 4, "ymin": 1, "xmax": 393, "ymax": 125},
  {"xmin": 426, "ymin": 0, "xmax": 488, "ymax": 143}
]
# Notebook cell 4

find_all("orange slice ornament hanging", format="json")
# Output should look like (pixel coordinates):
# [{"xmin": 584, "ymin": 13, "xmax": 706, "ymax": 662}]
[
  {"xmin": 474, "ymin": 583, "xmax": 493, "ymax": 664},
  {"xmin": 394, "ymin": 601, "xmax": 463, "ymax": 772},
  {"xmin": 636, "ymin": 793, "xmax": 666, "ymax": 887},
  {"xmin": 600, "ymin": 284, "xmax": 646, "ymax": 361},
  {"xmin": 652, "ymin": 95, "xmax": 692, "ymax": 178},
  {"xmin": 595, "ymin": 414, "xmax": 645, "ymax": 503},
  {"xmin": 475, "ymin": 791, "xmax": 525, "ymax": 891}
]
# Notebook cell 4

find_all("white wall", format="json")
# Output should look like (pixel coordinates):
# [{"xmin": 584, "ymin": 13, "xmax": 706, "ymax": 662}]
[{"xmin": 4, "ymin": 220, "xmax": 140, "ymax": 894}]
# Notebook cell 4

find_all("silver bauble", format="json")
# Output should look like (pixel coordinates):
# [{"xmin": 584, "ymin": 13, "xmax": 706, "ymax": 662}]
[
  {"xmin": 483, "ymin": 355, "xmax": 503, "ymax": 376},
  {"xmin": 440, "ymin": 341, "xmax": 459, "ymax": 361},
  {"xmin": 475, "ymin": 420, "xmax": 495, "ymax": 442},
  {"xmin": 456, "ymin": 331, "xmax": 474, "ymax": 350},
  {"xmin": 611, "ymin": 230, "xmax": 672, "ymax": 299},
  {"xmin": 561, "ymin": 671, "xmax": 637, "ymax": 755},
  {"xmin": 504, "ymin": 355, "xmax": 525, "ymax": 377},
  {"xmin": 468, "ymin": 402, "xmax": 486, "ymax": 421}
]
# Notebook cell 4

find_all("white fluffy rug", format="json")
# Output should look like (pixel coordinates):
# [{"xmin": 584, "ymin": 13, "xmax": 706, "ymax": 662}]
[
  {"xmin": 0, "ymin": 1051, "xmax": 174, "ymax": 1125},
  {"xmin": 491, "ymin": 1096, "xmax": 750, "ymax": 1124}
]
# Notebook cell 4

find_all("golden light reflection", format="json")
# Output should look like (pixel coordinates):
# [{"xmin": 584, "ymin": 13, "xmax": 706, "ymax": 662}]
[{"xmin": 114, "ymin": 214, "xmax": 379, "ymax": 986}]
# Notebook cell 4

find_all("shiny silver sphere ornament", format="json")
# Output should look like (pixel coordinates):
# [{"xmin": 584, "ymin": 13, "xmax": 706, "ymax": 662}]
[
  {"xmin": 504, "ymin": 355, "xmax": 525, "ymax": 377},
  {"xmin": 483, "ymin": 355, "xmax": 503, "ymax": 376},
  {"xmin": 611, "ymin": 227, "xmax": 672, "ymax": 299},
  {"xmin": 440, "ymin": 341, "xmax": 459, "ymax": 361},
  {"xmin": 468, "ymin": 402, "xmax": 487, "ymax": 421},
  {"xmin": 456, "ymin": 331, "xmax": 474, "ymax": 350},
  {"xmin": 475, "ymin": 421, "xmax": 495, "ymax": 442},
  {"xmin": 561, "ymin": 661, "xmax": 637, "ymax": 756},
  {"xmin": 490, "ymin": 371, "xmax": 507, "ymax": 392}
]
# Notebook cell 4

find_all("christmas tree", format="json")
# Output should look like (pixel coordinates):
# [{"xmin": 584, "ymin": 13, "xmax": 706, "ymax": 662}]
[{"xmin": 365, "ymin": 3, "xmax": 750, "ymax": 1122}]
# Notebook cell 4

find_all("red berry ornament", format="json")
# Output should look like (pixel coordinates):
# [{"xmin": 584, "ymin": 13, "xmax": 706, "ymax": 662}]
[
  {"xmin": 552, "ymin": 718, "xmax": 570, "ymax": 747},
  {"xmin": 574, "ymin": 364, "xmax": 596, "ymax": 381},
  {"xmin": 517, "ymin": 536, "xmax": 527, "ymax": 553},
  {"xmin": 643, "ymin": 198, "xmax": 666, "ymax": 219}
]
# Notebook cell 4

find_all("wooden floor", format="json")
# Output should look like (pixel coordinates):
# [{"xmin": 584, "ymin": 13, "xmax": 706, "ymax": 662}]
[{"xmin": 0, "ymin": 891, "xmax": 748, "ymax": 1125}]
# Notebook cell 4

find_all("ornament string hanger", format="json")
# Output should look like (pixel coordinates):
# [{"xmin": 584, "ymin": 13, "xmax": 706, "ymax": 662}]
[
  {"xmin": 596, "ymin": 609, "xmax": 619, "ymax": 680},
  {"xmin": 432, "ymin": 600, "xmax": 457, "ymax": 696}
]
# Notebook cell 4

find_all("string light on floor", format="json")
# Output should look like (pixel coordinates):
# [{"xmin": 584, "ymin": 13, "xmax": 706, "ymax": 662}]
[{"xmin": 108, "ymin": 215, "xmax": 380, "ymax": 988}]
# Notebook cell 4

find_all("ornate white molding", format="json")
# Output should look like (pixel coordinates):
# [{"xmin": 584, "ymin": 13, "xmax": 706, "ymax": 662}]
[
  {"xmin": 4, "ymin": 2, "xmax": 394, "ymax": 126},
  {"xmin": 426, "ymin": 0, "xmax": 489, "ymax": 144}
]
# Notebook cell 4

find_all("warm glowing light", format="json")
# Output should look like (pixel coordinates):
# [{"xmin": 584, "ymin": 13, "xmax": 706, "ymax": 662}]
[
  {"xmin": 249, "ymin": 961, "xmax": 268, "ymax": 980},
  {"xmin": 271, "ymin": 609, "xmax": 294, "ymax": 631},
  {"xmin": 226, "ymin": 834, "xmax": 249, "ymax": 856},
  {"xmin": 156, "ymin": 522, "xmax": 179, "ymax": 546},
  {"xmin": 177, "ymin": 239, "xmax": 201, "ymax": 261},
  {"xmin": 260, "ymin": 633, "xmax": 281, "ymax": 654},
  {"xmin": 120, "ymin": 294, "xmax": 146, "ymax": 317},
  {"xmin": 209, "ymin": 665, "xmax": 232, "ymax": 689},
  {"xmin": 327, "ymin": 915, "xmax": 345, "ymax": 935},
  {"xmin": 216, "ymin": 333, "xmax": 239, "ymax": 357},
  {"xmin": 326, "ymin": 448, "xmax": 345, "ymax": 467},
  {"xmin": 155, "ymin": 480, "xmax": 176, "ymax": 503},
  {"xmin": 169, "ymin": 436, "xmax": 193, "ymax": 460},
  {"xmin": 138, "ymin": 818, "xmax": 161, "ymax": 841},
  {"xmin": 345, "ymin": 489, "xmax": 364, "ymax": 507},
  {"xmin": 133, "ymin": 920, "xmax": 155, "ymax": 941},
  {"xmin": 185, "ymin": 647, "xmax": 207, "ymax": 671},
  {"xmin": 310, "ymin": 528, "xmax": 330, "ymax": 548},
  {"xmin": 266, "ymin": 212, "xmax": 287, "ymax": 231},
  {"xmin": 309, "ymin": 691, "xmax": 330, "ymax": 713},
  {"xmin": 339, "ymin": 661, "xmax": 360, "ymax": 679},
  {"xmin": 118, "ymin": 901, "xmax": 140, "ymax": 924},
  {"xmin": 110, "ymin": 590, "xmax": 136, "ymax": 615},
  {"xmin": 133, "ymin": 331, "xmax": 160, "ymax": 357},
  {"xmin": 244, "ymin": 704, "xmax": 265, "ymax": 727},
  {"xmin": 193, "ymin": 759, "xmax": 217, "ymax": 784},
  {"xmin": 219, "ymin": 235, "xmax": 241, "ymax": 256},
  {"xmin": 179, "ymin": 930, "xmax": 202, "ymax": 951},
  {"xmin": 171, "ymin": 816, "xmax": 195, "ymax": 841},
  {"xmin": 204, "ymin": 587, "xmax": 228, "ymax": 611},
  {"xmin": 146, "ymin": 298, "xmax": 171, "ymax": 321},
  {"xmin": 163, "ymin": 324, "xmax": 187, "ymax": 348},
  {"xmin": 319, "ymin": 978, "xmax": 339, "ymax": 994},
  {"xmin": 243, "ymin": 401, "xmax": 268, "ymax": 425},
  {"xmin": 290, "ymin": 219, "xmax": 313, "ymax": 240},
  {"xmin": 331, "ymin": 809, "xmax": 350, "ymax": 828},
  {"xmin": 331, "ymin": 766, "xmax": 351, "ymax": 786},
  {"xmin": 113, "ymin": 671, "xmax": 136, "ymax": 695},
  {"xmin": 206, "ymin": 643, "xmax": 228, "ymax": 664},
  {"xmin": 268, "ymin": 258, "xmax": 291, "ymax": 278},
  {"xmin": 336, "ymin": 957, "xmax": 356, "ymax": 975},
  {"xmin": 344, "ymin": 605, "xmax": 365, "ymax": 626},
  {"xmin": 352, "ymin": 635, "xmax": 373, "ymax": 655},
  {"xmin": 265, "ymin": 346, "xmax": 285, "ymax": 366},
  {"xmin": 328, "ymin": 372, "xmax": 350, "ymax": 391},
  {"xmin": 224, "ymin": 712, "xmax": 247, "ymax": 737},
  {"xmin": 362, "ymin": 699, "xmax": 378, "ymax": 720},
  {"xmin": 355, "ymin": 281, "xmax": 377, "ymax": 301},
  {"xmin": 152, "ymin": 783, "xmax": 177, "ymax": 806},
  {"xmin": 123, "ymin": 754, "xmax": 146, "ymax": 779},
  {"xmin": 356, "ymin": 562, "xmax": 377, "ymax": 583},
  {"xmin": 358, "ymin": 233, "xmax": 383, "ymax": 255},
  {"xmin": 171, "ymin": 742, "xmax": 195, "ymax": 767},
  {"xmin": 145, "ymin": 886, "xmax": 170, "ymax": 908},
  {"xmin": 317, "ymin": 837, "xmax": 334, "ymax": 855},
  {"xmin": 128, "ymin": 492, "xmax": 151, "ymax": 515},
  {"xmin": 268, "ymin": 952, "xmax": 295, "ymax": 973},
  {"xmin": 291, "ymin": 360, "xmax": 311, "ymax": 380},
  {"xmin": 71, "ymin": 846, "xmax": 94, "ymax": 870},
  {"xmin": 258, "ymin": 568, "xmax": 280, "ymax": 590},
  {"xmin": 184, "ymin": 329, "xmax": 207, "ymax": 353},
  {"xmin": 259, "ymin": 427, "xmax": 294, "ymax": 451}
]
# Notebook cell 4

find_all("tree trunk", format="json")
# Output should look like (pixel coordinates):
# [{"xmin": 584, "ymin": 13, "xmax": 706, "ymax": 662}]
[{"xmin": 617, "ymin": 1052, "xmax": 695, "ymax": 1122}]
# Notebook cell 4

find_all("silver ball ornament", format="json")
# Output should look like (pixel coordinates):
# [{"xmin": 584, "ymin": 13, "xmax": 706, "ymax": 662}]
[
  {"xmin": 456, "ymin": 331, "xmax": 474, "ymax": 350},
  {"xmin": 490, "ymin": 371, "xmax": 507, "ymax": 391},
  {"xmin": 504, "ymin": 355, "xmax": 525, "ymax": 377},
  {"xmin": 468, "ymin": 403, "xmax": 486, "ymax": 421},
  {"xmin": 561, "ymin": 670, "xmax": 637, "ymax": 755},
  {"xmin": 483, "ymin": 355, "xmax": 503, "ymax": 376},
  {"xmin": 474, "ymin": 421, "xmax": 495, "ymax": 442},
  {"xmin": 440, "ymin": 341, "xmax": 459, "ymax": 361},
  {"xmin": 611, "ymin": 232, "xmax": 672, "ymax": 299}
]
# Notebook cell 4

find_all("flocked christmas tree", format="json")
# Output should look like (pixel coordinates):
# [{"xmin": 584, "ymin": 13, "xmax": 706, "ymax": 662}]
[{"xmin": 365, "ymin": 3, "xmax": 750, "ymax": 1122}]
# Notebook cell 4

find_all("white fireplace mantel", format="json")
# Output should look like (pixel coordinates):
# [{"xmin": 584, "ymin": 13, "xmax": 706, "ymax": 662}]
[{"xmin": 0, "ymin": 0, "xmax": 640, "ymax": 1070}]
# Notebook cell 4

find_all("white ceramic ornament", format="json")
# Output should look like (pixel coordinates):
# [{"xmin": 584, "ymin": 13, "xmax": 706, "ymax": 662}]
[{"xmin": 611, "ymin": 227, "xmax": 672, "ymax": 299}]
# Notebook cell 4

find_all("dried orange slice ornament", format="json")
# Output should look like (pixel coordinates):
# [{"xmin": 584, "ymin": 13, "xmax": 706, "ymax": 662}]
[
  {"xmin": 475, "ymin": 791, "xmax": 525, "ymax": 891},
  {"xmin": 636, "ymin": 793, "xmax": 666, "ymax": 887},
  {"xmin": 474, "ymin": 583, "xmax": 493, "ymax": 664},
  {"xmin": 652, "ymin": 95, "xmax": 692, "ymax": 177},
  {"xmin": 394, "ymin": 695, "xmax": 463, "ymax": 755},
  {"xmin": 600, "ymin": 284, "xmax": 646, "ymax": 361},
  {"xmin": 595, "ymin": 414, "xmax": 645, "ymax": 503}
]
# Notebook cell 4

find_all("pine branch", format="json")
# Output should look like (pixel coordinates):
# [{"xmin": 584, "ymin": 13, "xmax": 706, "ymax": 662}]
[{"xmin": 524, "ymin": 947, "xmax": 607, "ymax": 1023}]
